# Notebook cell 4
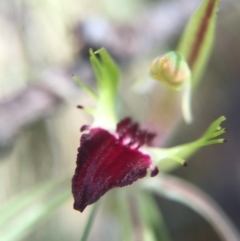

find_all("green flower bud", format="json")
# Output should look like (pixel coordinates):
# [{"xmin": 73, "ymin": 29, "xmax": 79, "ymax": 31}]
[{"xmin": 150, "ymin": 51, "xmax": 191, "ymax": 90}]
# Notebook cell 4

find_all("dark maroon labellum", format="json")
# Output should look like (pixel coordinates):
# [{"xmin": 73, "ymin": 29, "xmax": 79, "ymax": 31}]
[{"xmin": 72, "ymin": 118, "xmax": 157, "ymax": 212}]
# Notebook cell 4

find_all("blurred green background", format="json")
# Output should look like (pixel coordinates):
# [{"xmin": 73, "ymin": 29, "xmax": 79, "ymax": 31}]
[{"xmin": 1, "ymin": 0, "xmax": 240, "ymax": 240}]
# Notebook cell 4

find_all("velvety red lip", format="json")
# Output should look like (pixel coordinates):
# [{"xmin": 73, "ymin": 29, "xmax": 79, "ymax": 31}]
[{"xmin": 72, "ymin": 118, "xmax": 157, "ymax": 212}]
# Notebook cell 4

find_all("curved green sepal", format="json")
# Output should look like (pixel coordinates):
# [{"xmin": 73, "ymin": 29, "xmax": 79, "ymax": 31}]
[{"xmin": 178, "ymin": 0, "xmax": 220, "ymax": 85}]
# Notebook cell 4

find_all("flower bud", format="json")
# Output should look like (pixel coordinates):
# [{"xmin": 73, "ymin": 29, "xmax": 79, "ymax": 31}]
[{"xmin": 150, "ymin": 51, "xmax": 190, "ymax": 90}]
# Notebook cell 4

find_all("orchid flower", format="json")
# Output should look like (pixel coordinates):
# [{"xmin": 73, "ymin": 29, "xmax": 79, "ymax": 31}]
[{"xmin": 71, "ymin": 48, "xmax": 225, "ymax": 213}]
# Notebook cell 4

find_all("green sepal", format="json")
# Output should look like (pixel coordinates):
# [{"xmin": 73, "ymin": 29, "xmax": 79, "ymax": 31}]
[{"xmin": 178, "ymin": 0, "xmax": 220, "ymax": 85}]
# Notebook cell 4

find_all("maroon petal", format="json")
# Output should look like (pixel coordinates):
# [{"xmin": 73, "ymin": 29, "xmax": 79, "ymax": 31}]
[{"xmin": 72, "ymin": 125, "xmax": 153, "ymax": 212}]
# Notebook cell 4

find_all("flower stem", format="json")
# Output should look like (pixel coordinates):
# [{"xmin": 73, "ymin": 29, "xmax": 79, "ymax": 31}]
[{"xmin": 80, "ymin": 202, "xmax": 99, "ymax": 241}]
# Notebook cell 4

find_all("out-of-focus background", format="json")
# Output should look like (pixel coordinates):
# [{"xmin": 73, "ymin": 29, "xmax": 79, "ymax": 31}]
[{"xmin": 0, "ymin": 0, "xmax": 240, "ymax": 240}]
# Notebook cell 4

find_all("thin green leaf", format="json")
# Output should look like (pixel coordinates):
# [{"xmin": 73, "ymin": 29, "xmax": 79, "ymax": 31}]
[
  {"xmin": 89, "ymin": 48, "xmax": 120, "ymax": 130},
  {"xmin": 0, "ymin": 177, "xmax": 68, "ymax": 227},
  {"xmin": 138, "ymin": 192, "xmax": 171, "ymax": 241},
  {"xmin": 105, "ymin": 189, "xmax": 134, "ymax": 241},
  {"xmin": 144, "ymin": 175, "xmax": 240, "ymax": 241},
  {"xmin": 80, "ymin": 203, "xmax": 99, "ymax": 241},
  {"xmin": 1, "ymin": 188, "xmax": 70, "ymax": 241},
  {"xmin": 178, "ymin": 0, "xmax": 220, "ymax": 84},
  {"xmin": 117, "ymin": 191, "xmax": 134, "ymax": 241}
]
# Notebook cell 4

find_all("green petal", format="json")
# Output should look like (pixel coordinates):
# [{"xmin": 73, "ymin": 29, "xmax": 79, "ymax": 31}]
[
  {"xmin": 90, "ymin": 48, "xmax": 120, "ymax": 130},
  {"xmin": 144, "ymin": 116, "xmax": 226, "ymax": 171},
  {"xmin": 178, "ymin": 0, "xmax": 220, "ymax": 85},
  {"xmin": 73, "ymin": 75, "xmax": 98, "ymax": 99}
]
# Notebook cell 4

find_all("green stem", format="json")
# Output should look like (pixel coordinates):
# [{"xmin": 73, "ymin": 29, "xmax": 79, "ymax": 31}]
[{"xmin": 80, "ymin": 202, "xmax": 100, "ymax": 241}]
